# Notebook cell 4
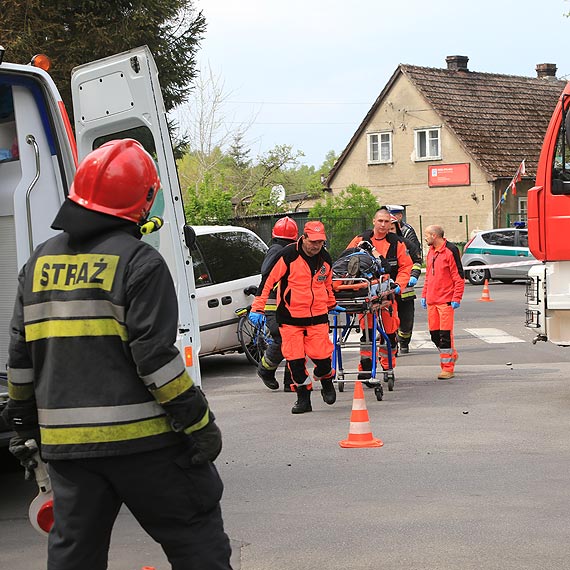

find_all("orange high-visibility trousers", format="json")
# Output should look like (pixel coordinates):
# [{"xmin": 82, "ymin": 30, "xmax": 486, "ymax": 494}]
[
  {"xmin": 358, "ymin": 300, "xmax": 399, "ymax": 371},
  {"xmin": 427, "ymin": 303, "xmax": 458, "ymax": 372},
  {"xmin": 281, "ymin": 323, "xmax": 333, "ymax": 386}
]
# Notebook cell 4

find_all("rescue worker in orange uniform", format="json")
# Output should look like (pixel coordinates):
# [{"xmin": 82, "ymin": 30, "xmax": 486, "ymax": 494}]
[
  {"xmin": 249, "ymin": 221, "xmax": 340, "ymax": 414},
  {"xmin": 347, "ymin": 207, "xmax": 413, "ymax": 377},
  {"xmin": 254, "ymin": 216, "xmax": 298, "ymax": 391},
  {"xmin": 421, "ymin": 224, "xmax": 465, "ymax": 379}
]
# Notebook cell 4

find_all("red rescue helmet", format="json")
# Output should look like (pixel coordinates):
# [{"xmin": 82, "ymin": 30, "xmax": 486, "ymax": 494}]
[
  {"xmin": 69, "ymin": 139, "xmax": 160, "ymax": 223},
  {"xmin": 272, "ymin": 216, "xmax": 298, "ymax": 240}
]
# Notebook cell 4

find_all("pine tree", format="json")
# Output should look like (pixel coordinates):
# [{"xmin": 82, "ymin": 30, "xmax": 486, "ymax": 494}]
[{"xmin": 2, "ymin": 0, "xmax": 206, "ymax": 121}]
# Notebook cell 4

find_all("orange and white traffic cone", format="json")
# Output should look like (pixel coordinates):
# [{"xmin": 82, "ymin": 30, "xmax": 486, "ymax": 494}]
[
  {"xmin": 478, "ymin": 279, "xmax": 494, "ymax": 302},
  {"xmin": 339, "ymin": 381, "xmax": 383, "ymax": 448}
]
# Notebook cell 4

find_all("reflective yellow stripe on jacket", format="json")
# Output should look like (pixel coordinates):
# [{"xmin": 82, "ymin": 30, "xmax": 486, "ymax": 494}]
[
  {"xmin": 23, "ymin": 299, "xmax": 127, "ymax": 341},
  {"xmin": 7, "ymin": 367, "xmax": 35, "ymax": 400}
]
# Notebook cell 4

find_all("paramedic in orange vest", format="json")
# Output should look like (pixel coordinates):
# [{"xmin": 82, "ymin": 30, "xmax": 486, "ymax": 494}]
[
  {"xmin": 249, "ymin": 221, "xmax": 340, "ymax": 414},
  {"xmin": 346, "ymin": 207, "xmax": 412, "ymax": 376},
  {"xmin": 421, "ymin": 224, "xmax": 465, "ymax": 379}
]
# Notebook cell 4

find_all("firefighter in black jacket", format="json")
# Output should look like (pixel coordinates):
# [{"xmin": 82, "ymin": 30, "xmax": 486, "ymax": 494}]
[
  {"xmin": 254, "ymin": 217, "xmax": 298, "ymax": 391},
  {"xmin": 3, "ymin": 140, "xmax": 232, "ymax": 570},
  {"xmin": 387, "ymin": 205, "xmax": 422, "ymax": 353}
]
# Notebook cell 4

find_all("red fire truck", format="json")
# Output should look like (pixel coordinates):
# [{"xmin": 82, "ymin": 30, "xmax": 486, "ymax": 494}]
[{"xmin": 526, "ymin": 82, "xmax": 570, "ymax": 345}]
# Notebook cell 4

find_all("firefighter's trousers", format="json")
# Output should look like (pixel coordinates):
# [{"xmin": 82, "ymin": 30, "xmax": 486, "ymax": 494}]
[
  {"xmin": 427, "ymin": 303, "xmax": 458, "ymax": 373},
  {"xmin": 396, "ymin": 296, "xmax": 415, "ymax": 347},
  {"xmin": 47, "ymin": 442, "xmax": 232, "ymax": 570}
]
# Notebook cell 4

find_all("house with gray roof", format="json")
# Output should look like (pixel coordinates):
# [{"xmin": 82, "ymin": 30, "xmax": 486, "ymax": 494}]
[{"xmin": 325, "ymin": 55, "xmax": 566, "ymax": 244}]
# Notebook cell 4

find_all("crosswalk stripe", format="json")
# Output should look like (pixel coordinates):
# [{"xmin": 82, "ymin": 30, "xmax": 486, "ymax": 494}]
[
  {"xmin": 334, "ymin": 328, "xmax": 525, "ymax": 353},
  {"xmin": 463, "ymin": 328, "xmax": 525, "ymax": 344}
]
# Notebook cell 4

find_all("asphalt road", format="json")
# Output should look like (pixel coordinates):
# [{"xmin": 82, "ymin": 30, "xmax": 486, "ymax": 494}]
[{"xmin": 3, "ymin": 280, "xmax": 570, "ymax": 570}]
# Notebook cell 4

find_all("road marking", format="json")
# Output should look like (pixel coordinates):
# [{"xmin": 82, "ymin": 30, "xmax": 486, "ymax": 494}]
[
  {"xmin": 464, "ymin": 328, "xmax": 525, "ymax": 344},
  {"xmin": 334, "ymin": 328, "xmax": 525, "ymax": 353}
]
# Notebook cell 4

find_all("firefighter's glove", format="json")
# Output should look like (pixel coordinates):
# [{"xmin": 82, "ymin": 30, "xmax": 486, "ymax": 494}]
[
  {"xmin": 358, "ymin": 240, "xmax": 373, "ymax": 252},
  {"xmin": 408, "ymin": 276, "xmax": 418, "ymax": 287},
  {"xmin": 420, "ymin": 298, "xmax": 427, "ymax": 309},
  {"xmin": 389, "ymin": 280, "xmax": 401, "ymax": 295},
  {"xmin": 9, "ymin": 436, "xmax": 39, "ymax": 481},
  {"xmin": 248, "ymin": 311, "xmax": 264, "ymax": 327},
  {"xmin": 451, "ymin": 301, "xmax": 461, "ymax": 310},
  {"xmin": 329, "ymin": 305, "xmax": 346, "ymax": 315},
  {"xmin": 190, "ymin": 422, "xmax": 223, "ymax": 465}
]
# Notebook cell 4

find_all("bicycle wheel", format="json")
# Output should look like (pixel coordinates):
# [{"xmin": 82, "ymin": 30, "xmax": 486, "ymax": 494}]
[{"xmin": 237, "ymin": 315, "xmax": 271, "ymax": 366}]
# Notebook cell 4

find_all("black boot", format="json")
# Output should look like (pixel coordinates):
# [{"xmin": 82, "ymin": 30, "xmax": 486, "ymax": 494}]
[
  {"xmin": 357, "ymin": 358, "xmax": 372, "ymax": 380},
  {"xmin": 257, "ymin": 362, "xmax": 279, "ymax": 390},
  {"xmin": 320, "ymin": 376, "xmax": 336, "ymax": 405},
  {"xmin": 291, "ymin": 386, "xmax": 312, "ymax": 414}
]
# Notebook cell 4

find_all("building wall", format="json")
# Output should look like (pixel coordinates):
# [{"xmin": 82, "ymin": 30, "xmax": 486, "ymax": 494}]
[{"xmin": 329, "ymin": 73, "xmax": 496, "ymax": 244}]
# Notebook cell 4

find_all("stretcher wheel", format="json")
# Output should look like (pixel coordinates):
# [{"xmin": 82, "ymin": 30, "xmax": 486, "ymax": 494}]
[
  {"xmin": 374, "ymin": 385, "xmax": 383, "ymax": 401},
  {"xmin": 338, "ymin": 381, "xmax": 345, "ymax": 392},
  {"xmin": 385, "ymin": 372, "xmax": 395, "ymax": 391}
]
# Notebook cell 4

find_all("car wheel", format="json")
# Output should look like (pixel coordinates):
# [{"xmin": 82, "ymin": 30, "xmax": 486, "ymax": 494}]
[{"xmin": 466, "ymin": 263, "xmax": 489, "ymax": 285}]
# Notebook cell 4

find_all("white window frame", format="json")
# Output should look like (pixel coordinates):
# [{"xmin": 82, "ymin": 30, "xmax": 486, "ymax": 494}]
[
  {"xmin": 414, "ymin": 127, "xmax": 441, "ymax": 161},
  {"xmin": 518, "ymin": 197, "xmax": 528, "ymax": 221},
  {"xmin": 367, "ymin": 131, "xmax": 392, "ymax": 164}
]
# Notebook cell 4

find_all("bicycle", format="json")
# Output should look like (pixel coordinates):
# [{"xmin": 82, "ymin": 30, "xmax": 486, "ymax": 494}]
[{"xmin": 235, "ymin": 305, "xmax": 272, "ymax": 366}]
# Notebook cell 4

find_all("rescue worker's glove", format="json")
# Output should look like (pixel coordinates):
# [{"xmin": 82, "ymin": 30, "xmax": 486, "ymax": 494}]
[
  {"xmin": 408, "ymin": 276, "xmax": 418, "ymax": 287},
  {"xmin": 9, "ymin": 436, "xmax": 40, "ymax": 481},
  {"xmin": 248, "ymin": 311, "xmax": 264, "ymax": 327},
  {"xmin": 420, "ymin": 298, "xmax": 427, "ymax": 309},
  {"xmin": 190, "ymin": 421, "xmax": 223, "ymax": 465},
  {"xmin": 451, "ymin": 301, "xmax": 461, "ymax": 309},
  {"xmin": 329, "ymin": 305, "xmax": 346, "ymax": 314}
]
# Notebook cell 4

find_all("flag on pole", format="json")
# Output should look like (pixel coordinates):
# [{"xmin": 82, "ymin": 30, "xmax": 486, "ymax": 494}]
[
  {"xmin": 495, "ymin": 159, "xmax": 526, "ymax": 210},
  {"xmin": 511, "ymin": 159, "xmax": 526, "ymax": 196}
]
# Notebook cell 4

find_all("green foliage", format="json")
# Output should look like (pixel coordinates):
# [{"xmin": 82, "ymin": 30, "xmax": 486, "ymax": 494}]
[
  {"xmin": 309, "ymin": 183, "xmax": 380, "ymax": 258},
  {"xmin": 3, "ymin": 0, "xmax": 206, "ymax": 124},
  {"xmin": 184, "ymin": 173, "xmax": 232, "ymax": 224}
]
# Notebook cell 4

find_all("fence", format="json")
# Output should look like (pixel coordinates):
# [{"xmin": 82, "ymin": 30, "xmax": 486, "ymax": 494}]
[{"xmin": 232, "ymin": 214, "xmax": 373, "ymax": 259}]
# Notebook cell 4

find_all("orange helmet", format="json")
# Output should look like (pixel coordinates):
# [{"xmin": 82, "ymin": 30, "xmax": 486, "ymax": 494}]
[
  {"xmin": 69, "ymin": 139, "xmax": 160, "ymax": 223},
  {"xmin": 272, "ymin": 216, "xmax": 298, "ymax": 240}
]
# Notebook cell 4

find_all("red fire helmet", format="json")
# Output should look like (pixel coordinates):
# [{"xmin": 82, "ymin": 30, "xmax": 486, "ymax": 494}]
[
  {"xmin": 272, "ymin": 216, "xmax": 298, "ymax": 240},
  {"xmin": 69, "ymin": 139, "xmax": 160, "ymax": 223}
]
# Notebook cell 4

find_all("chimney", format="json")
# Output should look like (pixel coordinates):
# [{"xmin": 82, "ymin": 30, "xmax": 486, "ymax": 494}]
[
  {"xmin": 446, "ymin": 55, "xmax": 469, "ymax": 72},
  {"xmin": 536, "ymin": 63, "xmax": 557, "ymax": 79}
]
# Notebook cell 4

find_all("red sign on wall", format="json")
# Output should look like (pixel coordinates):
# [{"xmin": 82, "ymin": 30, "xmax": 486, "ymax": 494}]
[{"xmin": 428, "ymin": 163, "xmax": 471, "ymax": 187}]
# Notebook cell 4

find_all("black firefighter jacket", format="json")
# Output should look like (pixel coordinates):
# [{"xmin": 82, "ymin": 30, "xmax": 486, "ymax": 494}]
[{"xmin": 5, "ymin": 202, "xmax": 211, "ymax": 460}]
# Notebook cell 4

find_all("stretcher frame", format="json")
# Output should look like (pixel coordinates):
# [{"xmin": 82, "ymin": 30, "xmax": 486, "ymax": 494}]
[{"xmin": 330, "ymin": 277, "xmax": 396, "ymax": 401}]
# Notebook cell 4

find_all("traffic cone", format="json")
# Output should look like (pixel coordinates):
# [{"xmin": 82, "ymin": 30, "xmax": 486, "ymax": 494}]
[
  {"xmin": 339, "ymin": 381, "xmax": 383, "ymax": 448},
  {"xmin": 478, "ymin": 279, "xmax": 494, "ymax": 302}
]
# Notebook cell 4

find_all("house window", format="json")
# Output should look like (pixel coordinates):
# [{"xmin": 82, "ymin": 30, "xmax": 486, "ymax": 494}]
[
  {"xmin": 415, "ymin": 128, "xmax": 441, "ymax": 161},
  {"xmin": 518, "ymin": 197, "xmax": 528, "ymax": 222},
  {"xmin": 368, "ymin": 132, "xmax": 392, "ymax": 163}
]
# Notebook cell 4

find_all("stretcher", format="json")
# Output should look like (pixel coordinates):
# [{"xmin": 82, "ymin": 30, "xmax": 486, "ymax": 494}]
[{"xmin": 330, "ymin": 276, "xmax": 396, "ymax": 401}]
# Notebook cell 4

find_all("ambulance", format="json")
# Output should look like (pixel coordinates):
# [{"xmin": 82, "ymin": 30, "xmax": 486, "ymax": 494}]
[{"xmin": 0, "ymin": 45, "xmax": 203, "ymax": 444}]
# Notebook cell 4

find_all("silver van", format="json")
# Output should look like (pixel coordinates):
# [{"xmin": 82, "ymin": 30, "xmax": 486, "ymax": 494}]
[{"xmin": 191, "ymin": 226, "xmax": 267, "ymax": 356}]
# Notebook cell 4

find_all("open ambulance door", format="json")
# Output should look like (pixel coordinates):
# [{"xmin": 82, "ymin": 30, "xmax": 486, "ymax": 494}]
[{"xmin": 70, "ymin": 46, "xmax": 202, "ymax": 385}]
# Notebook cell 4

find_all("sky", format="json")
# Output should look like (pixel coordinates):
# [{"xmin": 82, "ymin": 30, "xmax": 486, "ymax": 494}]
[{"xmin": 178, "ymin": 0, "xmax": 569, "ymax": 169}]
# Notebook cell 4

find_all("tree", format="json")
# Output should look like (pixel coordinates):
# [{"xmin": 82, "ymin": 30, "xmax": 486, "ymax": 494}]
[
  {"xmin": 3, "ymin": 0, "xmax": 206, "ymax": 122},
  {"xmin": 309, "ymin": 183, "xmax": 380, "ymax": 257}
]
